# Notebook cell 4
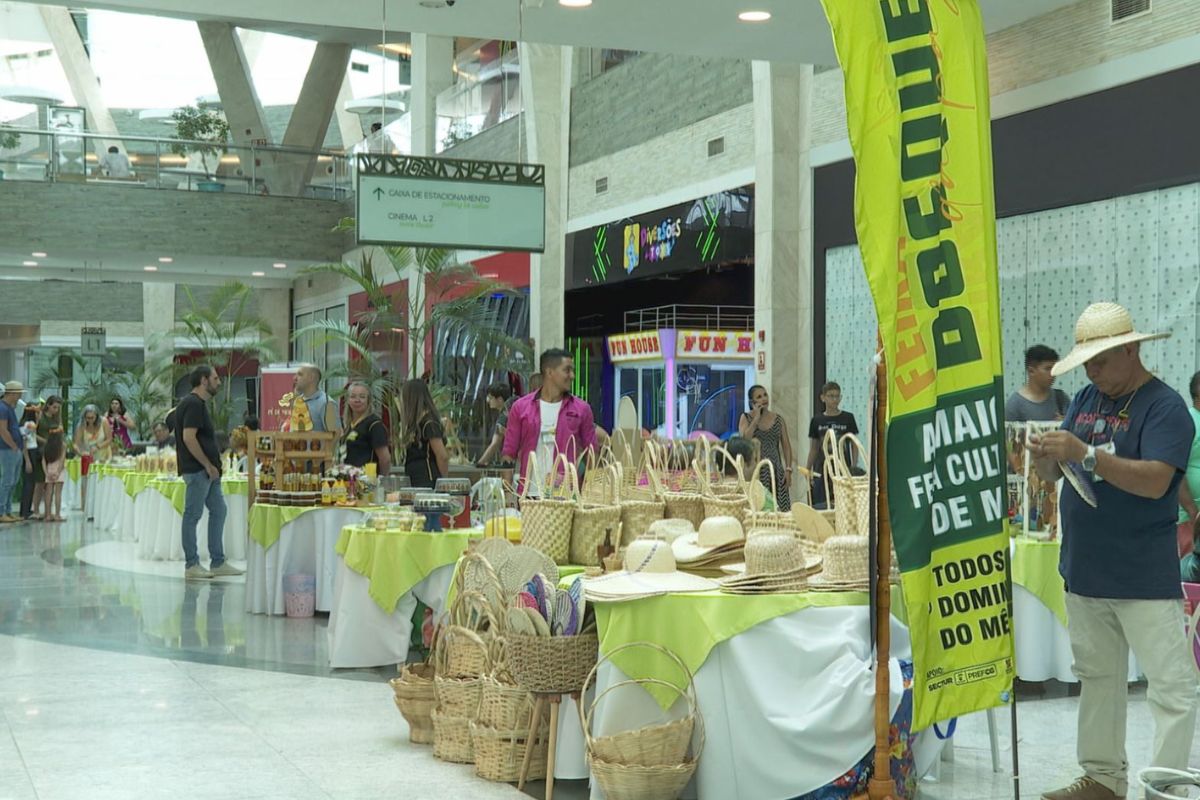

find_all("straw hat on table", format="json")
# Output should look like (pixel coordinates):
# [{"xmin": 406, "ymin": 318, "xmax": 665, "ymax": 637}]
[
  {"xmin": 1051, "ymin": 301, "xmax": 1169, "ymax": 377},
  {"xmin": 584, "ymin": 538, "xmax": 719, "ymax": 601},
  {"xmin": 808, "ymin": 535, "xmax": 873, "ymax": 592},
  {"xmin": 672, "ymin": 516, "xmax": 744, "ymax": 563},
  {"xmin": 720, "ymin": 533, "xmax": 822, "ymax": 594}
]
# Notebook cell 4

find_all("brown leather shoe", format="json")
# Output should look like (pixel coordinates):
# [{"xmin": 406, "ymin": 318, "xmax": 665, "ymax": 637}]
[{"xmin": 1042, "ymin": 776, "xmax": 1122, "ymax": 800}]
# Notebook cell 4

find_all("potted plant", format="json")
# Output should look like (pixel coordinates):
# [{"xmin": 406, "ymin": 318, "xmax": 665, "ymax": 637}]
[
  {"xmin": 170, "ymin": 105, "xmax": 231, "ymax": 192},
  {"xmin": 0, "ymin": 127, "xmax": 20, "ymax": 181}
]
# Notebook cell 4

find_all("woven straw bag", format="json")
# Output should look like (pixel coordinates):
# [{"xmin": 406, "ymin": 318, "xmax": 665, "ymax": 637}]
[
  {"xmin": 572, "ymin": 462, "xmax": 622, "ymax": 566},
  {"xmin": 699, "ymin": 456, "xmax": 749, "ymax": 523},
  {"xmin": 432, "ymin": 707, "xmax": 475, "ymax": 763},
  {"xmin": 831, "ymin": 433, "xmax": 870, "ymax": 537},
  {"xmin": 618, "ymin": 467, "xmax": 665, "ymax": 546},
  {"xmin": 470, "ymin": 717, "xmax": 549, "ymax": 782},
  {"xmin": 581, "ymin": 446, "xmax": 619, "ymax": 505},
  {"xmin": 506, "ymin": 632, "xmax": 599, "ymax": 695},
  {"xmin": 434, "ymin": 626, "xmax": 490, "ymax": 716},
  {"xmin": 744, "ymin": 460, "xmax": 800, "ymax": 536},
  {"xmin": 390, "ymin": 662, "xmax": 436, "ymax": 744},
  {"xmin": 519, "ymin": 452, "xmax": 575, "ymax": 564}
]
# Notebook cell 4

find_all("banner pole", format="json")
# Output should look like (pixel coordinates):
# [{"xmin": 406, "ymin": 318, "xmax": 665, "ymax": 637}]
[{"xmin": 869, "ymin": 344, "xmax": 897, "ymax": 800}]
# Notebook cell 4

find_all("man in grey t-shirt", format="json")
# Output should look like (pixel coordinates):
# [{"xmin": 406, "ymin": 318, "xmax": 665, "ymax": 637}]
[{"xmin": 1006, "ymin": 344, "xmax": 1070, "ymax": 423}]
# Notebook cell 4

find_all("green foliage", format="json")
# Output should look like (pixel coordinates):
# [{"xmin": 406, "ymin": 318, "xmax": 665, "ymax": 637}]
[
  {"xmin": 0, "ymin": 127, "xmax": 20, "ymax": 151},
  {"xmin": 31, "ymin": 351, "xmax": 173, "ymax": 443},
  {"xmin": 170, "ymin": 105, "xmax": 231, "ymax": 178},
  {"xmin": 172, "ymin": 282, "xmax": 278, "ymax": 432}
]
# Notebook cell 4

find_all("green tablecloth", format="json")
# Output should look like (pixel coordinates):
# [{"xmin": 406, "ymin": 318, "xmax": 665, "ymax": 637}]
[
  {"xmin": 121, "ymin": 472, "xmax": 158, "ymax": 499},
  {"xmin": 595, "ymin": 590, "xmax": 884, "ymax": 709},
  {"xmin": 66, "ymin": 458, "xmax": 81, "ymax": 482},
  {"xmin": 147, "ymin": 477, "xmax": 249, "ymax": 515},
  {"xmin": 93, "ymin": 463, "xmax": 134, "ymax": 480},
  {"xmin": 1012, "ymin": 537, "xmax": 1066, "ymax": 627},
  {"xmin": 248, "ymin": 503, "xmax": 382, "ymax": 550},
  {"xmin": 336, "ymin": 526, "xmax": 475, "ymax": 614}
]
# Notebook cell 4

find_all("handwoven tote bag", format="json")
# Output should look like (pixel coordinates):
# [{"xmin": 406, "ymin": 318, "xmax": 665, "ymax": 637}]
[
  {"xmin": 832, "ymin": 433, "xmax": 871, "ymax": 537},
  {"xmin": 518, "ymin": 452, "xmax": 574, "ymax": 563},
  {"xmin": 581, "ymin": 445, "xmax": 618, "ymax": 505},
  {"xmin": 618, "ymin": 465, "xmax": 665, "ymax": 546},
  {"xmin": 571, "ymin": 463, "xmax": 622, "ymax": 566},
  {"xmin": 700, "ymin": 456, "xmax": 750, "ymax": 523}
]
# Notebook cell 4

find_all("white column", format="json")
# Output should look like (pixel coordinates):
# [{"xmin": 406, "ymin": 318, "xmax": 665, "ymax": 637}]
[
  {"xmin": 520, "ymin": 43, "xmax": 572, "ymax": 354},
  {"xmin": 752, "ymin": 61, "xmax": 815, "ymax": 470},
  {"xmin": 197, "ymin": 21, "xmax": 272, "ymax": 146},
  {"xmin": 39, "ymin": 6, "xmax": 120, "ymax": 151},
  {"xmin": 409, "ymin": 34, "xmax": 454, "ymax": 156},
  {"xmin": 141, "ymin": 282, "xmax": 175, "ymax": 369},
  {"xmin": 275, "ymin": 42, "xmax": 353, "ymax": 195}
]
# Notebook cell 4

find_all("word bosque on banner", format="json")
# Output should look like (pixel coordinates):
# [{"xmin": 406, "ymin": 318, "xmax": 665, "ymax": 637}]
[{"xmin": 819, "ymin": 0, "xmax": 1014, "ymax": 730}]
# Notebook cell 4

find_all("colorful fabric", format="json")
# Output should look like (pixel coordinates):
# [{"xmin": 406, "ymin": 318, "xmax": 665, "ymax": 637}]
[
  {"xmin": 335, "ymin": 526, "xmax": 473, "ymax": 613},
  {"xmin": 248, "ymin": 502, "xmax": 380, "ymax": 550},
  {"xmin": 1012, "ymin": 537, "xmax": 1067, "ymax": 627},
  {"xmin": 66, "ymin": 458, "xmax": 81, "ymax": 483}
]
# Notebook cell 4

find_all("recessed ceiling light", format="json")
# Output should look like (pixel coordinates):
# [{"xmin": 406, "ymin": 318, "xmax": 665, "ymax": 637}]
[
  {"xmin": 272, "ymin": 262, "xmax": 287, "ymax": 269},
  {"xmin": 158, "ymin": 256, "xmax": 173, "ymax": 263},
  {"xmin": 251, "ymin": 271, "xmax": 265, "ymax": 277},
  {"xmin": 22, "ymin": 261, "xmax": 37, "ymax": 267},
  {"xmin": 738, "ymin": 10, "xmax": 771, "ymax": 21},
  {"xmin": 143, "ymin": 265, "xmax": 158, "ymax": 272},
  {"xmin": 31, "ymin": 252, "xmax": 47, "ymax": 258},
  {"xmin": 559, "ymin": 0, "xmax": 592, "ymax": 7}
]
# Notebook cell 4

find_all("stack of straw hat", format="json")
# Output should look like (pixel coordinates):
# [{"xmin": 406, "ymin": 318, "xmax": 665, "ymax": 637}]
[
  {"xmin": 719, "ymin": 534, "xmax": 823, "ymax": 595},
  {"xmin": 584, "ymin": 538, "xmax": 719, "ymax": 602},
  {"xmin": 670, "ymin": 516, "xmax": 745, "ymax": 576}
]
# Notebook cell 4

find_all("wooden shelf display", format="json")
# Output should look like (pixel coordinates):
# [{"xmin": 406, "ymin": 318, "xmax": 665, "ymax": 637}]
[{"xmin": 248, "ymin": 431, "xmax": 336, "ymax": 507}]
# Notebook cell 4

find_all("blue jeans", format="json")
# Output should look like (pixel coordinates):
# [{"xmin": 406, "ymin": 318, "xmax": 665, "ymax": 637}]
[
  {"xmin": 181, "ymin": 471, "xmax": 227, "ymax": 568},
  {"xmin": 0, "ymin": 448, "xmax": 21, "ymax": 516}
]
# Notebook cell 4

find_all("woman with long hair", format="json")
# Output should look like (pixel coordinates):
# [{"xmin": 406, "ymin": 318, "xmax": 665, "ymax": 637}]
[
  {"xmin": 18, "ymin": 404, "xmax": 41, "ymax": 520},
  {"xmin": 35, "ymin": 396, "xmax": 64, "ymax": 519},
  {"xmin": 41, "ymin": 427, "xmax": 67, "ymax": 522},
  {"xmin": 737, "ymin": 384, "xmax": 795, "ymax": 512},
  {"xmin": 106, "ymin": 397, "xmax": 134, "ymax": 452},
  {"xmin": 341, "ymin": 381, "xmax": 391, "ymax": 473},
  {"xmin": 398, "ymin": 379, "xmax": 448, "ymax": 488},
  {"xmin": 74, "ymin": 404, "xmax": 110, "ymax": 519}
]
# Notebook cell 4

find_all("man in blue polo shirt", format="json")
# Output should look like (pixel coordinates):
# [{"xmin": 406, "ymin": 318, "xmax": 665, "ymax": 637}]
[
  {"xmin": 0, "ymin": 380, "xmax": 26, "ymax": 523},
  {"xmin": 1031, "ymin": 302, "xmax": 1197, "ymax": 800}
]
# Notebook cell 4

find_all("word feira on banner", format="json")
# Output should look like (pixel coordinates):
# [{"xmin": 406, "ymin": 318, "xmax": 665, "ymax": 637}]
[{"xmin": 819, "ymin": 0, "xmax": 1014, "ymax": 729}]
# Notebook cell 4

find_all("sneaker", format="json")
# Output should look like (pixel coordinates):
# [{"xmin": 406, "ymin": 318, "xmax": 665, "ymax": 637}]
[
  {"xmin": 1042, "ymin": 776, "xmax": 1122, "ymax": 800},
  {"xmin": 209, "ymin": 562, "xmax": 244, "ymax": 577},
  {"xmin": 184, "ymin": 564, "xmax": 214, "ymax": 580},
  {"xmin": 0, "ymin": 515, "xmax": 19, "ymax": 523}
]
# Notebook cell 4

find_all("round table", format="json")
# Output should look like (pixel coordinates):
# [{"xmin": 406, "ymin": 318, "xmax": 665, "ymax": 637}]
[
  {"xmin": 91, "ymin": 464, "xmax": 138, "ymax": 537},
  {"xmin": 327, "ymin": 525, "xmax": 475, "ymax": 668},
  {"xmin": 134, "ymin": 477, "xmax": 248, "ymax": 562}
]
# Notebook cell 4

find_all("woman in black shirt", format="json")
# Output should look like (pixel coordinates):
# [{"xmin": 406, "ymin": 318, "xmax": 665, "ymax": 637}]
[
  {"xmin": 341, "ymin": 382, "xmax": 391, "ymax": 472},
  {"xmin": 398, "ymin": 379, "xmax": 449, "ymax": 488}
]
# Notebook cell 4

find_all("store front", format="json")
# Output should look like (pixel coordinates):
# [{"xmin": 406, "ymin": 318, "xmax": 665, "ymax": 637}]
[{"xmin": 565, "ymin": 186, "xmax": 755, "ymax": 431}]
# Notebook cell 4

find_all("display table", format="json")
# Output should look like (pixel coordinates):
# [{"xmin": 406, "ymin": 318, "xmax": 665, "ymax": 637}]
[
  {"xmin": 92, "ymin": 464, "xmax": 139, "ymax": 537},
  {"xmin": 327, "ymin": 526, "xmax": 474, "ymax": 668},
  {"xmin": 134, "ymin": 477, "xmax": 249, "ymax": 562},
  {"xmin": 64, "ymin": 457, "xmax": 83, "ymax": 511},
  {"xmin": 245, "ymin": 504, "xmax": 378, "ymax": 615},
  {"xmin": 549, "ymin": 591, "xmax": 933, "ymax": 799},
  {"xmin": 1011, "ymin": 537, "xmax": 1140, "ymax": 682}
]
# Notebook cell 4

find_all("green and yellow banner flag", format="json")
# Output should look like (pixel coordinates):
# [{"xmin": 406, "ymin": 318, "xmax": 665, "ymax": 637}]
[{"xmin": 819, "ymin": 0, "xmax": 1014, "ymax": 729}]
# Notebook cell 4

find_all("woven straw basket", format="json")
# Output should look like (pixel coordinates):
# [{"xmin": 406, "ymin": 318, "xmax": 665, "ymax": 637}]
[
  {"xmin": 507, "ymin": 632, "xmax": 599, "ymax": 695},
  {"xmin": 470, "ymin": 720, "xmax": 549, "ymax": 783},
  {"xmin": 519, "ymin": 453, "xmax": 575, "ymax": 564},
  {"xmin": 434, "ymin": 626, "xmax": 490, "ymax": 716},
  {"xmin": 432, "ymin": 708, "xmax": 474, "ymax": 763},
  {"xmin": 478, "ymin": 674, "xmax": 536, "ymax": 731},
  {"xmin": 830, "ymin": 433, "xmax": 870, "ymax": 537},
  {"xmin": 572, "ymin": 463, "xmax": 622, "ymax": 566},
  {"xmin": 390, "ymin": 662, "xmax": 436, "ymax": 744}
]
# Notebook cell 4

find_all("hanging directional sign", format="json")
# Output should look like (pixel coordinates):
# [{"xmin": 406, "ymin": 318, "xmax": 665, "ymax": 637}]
[
  {"xmin": 356, "ymin": 154, "xmax": 546, "ymax": 252},
  {"xmin": 80, "ymin": 326, "xmax": 106, "ymax": 357}
]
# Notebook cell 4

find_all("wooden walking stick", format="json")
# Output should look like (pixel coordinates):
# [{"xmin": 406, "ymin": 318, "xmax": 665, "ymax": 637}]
[{"xmin": 868, "ymin": 347, "xmax": 898, "ymax": 800}]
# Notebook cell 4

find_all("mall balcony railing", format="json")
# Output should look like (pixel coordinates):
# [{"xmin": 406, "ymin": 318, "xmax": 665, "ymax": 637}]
[
  {"xmin": 0, "ymin": 127, "xmax": 353, "ymax": 201},
  {"xmin": 623, "ymin": 304, "xmax": 755, "ymax": 333}
]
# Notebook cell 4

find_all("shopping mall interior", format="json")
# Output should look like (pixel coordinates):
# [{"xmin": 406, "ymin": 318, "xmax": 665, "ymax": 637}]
[{"xmin": 2, "ymin": 0, "xmax": 1200, "ymax": 798}]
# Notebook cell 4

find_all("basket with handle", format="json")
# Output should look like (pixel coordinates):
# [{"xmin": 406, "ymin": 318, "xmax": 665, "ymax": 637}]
[
  {"xmin": 818, "ymin": 428, "xmax": 840, "ymax": 529},
  {"xmin": 624, "ymin": 444, "xmax": 664, "ymax": 502},
  {"xmin": 618, "ymin": 465, "xmax": 665, "ymax": 546},
  {"xmin": 664, "ymin": 439, "xmax": 701, "ymax": 493},
  {"xmin": 455, "ymin": 550, "xmax": 507, "ymax": 619},
  {"xmin": 831, "ymin": 433, "xmax": 871, "ymax": 537},
  {"xmin": 662, "ymin": 453, "xmax": 705, "ymax": 528},
  {"xmin": 432, "ymin": 707, "xmax": 475, "ymax": 763},
  {"xmin": 581, "ymin": 445, "xmax": 619, "ymax": 505},
  {"xmin": 518, "ymin": 452, "xmax": 575, "ymax": 563},
  {"xmin": 572, "ymin": 462, "xmax": 623, "ymax": 566},
  {"xmin": 443, "ymin": 589, "xmax": 499, "ymax": 677},
  {"xmin": 506, "ymin": 632, "xmax": 600, "ymax": 695},
  {"xmin": 744, "ymin": 459, "xmax": 799, "ymax": 535},
  {"xmin": 470, "ymin": 717, "xmax": 550, "ymax": 783},
  {"xmin": 434, "ymin": 624, "xmax": 491, "ymax": 716},
  {"xmin": 699, "ymin": 456, "xmax": 750, "ymax": 523},
  {"xmin": 389, "ymin": 661, "xmax": 437, "ymax": 744},
  {"xmin": 611, "ymin": 426, "xmax": 637, "ymax": 475}
]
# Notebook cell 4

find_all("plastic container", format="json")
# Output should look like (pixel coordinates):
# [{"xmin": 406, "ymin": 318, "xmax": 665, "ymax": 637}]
[{"xmin": 283, "ymin": 573, "xmax": 316, "ymax": 618}]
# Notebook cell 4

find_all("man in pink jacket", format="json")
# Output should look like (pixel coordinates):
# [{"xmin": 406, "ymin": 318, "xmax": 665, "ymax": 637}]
[{"xmin": 502, "ymin": 348, "xmax": 596, "ymax": 493}]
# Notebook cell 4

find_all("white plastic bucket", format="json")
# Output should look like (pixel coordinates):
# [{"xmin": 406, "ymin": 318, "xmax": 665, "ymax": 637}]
[{"xmin": 283, "ymin": 573, "xmax": 316, "ymax": 618}]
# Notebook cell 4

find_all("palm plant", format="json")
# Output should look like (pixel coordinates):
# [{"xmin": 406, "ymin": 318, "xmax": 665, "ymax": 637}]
[
  {"xmin": 173, "ymin": 282, "xmax": 278, "ymax": 431},
  {"xmin": 111, "ymin": 360, "xmax": 175, "ymax": 441},
  {"xmin": 295, "ymin": 227, "xmax": 531, "ymax": 453}
]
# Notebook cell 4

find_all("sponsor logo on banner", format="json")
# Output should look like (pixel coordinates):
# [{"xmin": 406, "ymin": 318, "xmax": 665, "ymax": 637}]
[
  {"xmin": 675, "ymin": 330, "xmax": 754, "ymax": 360},
  {"xmin": 818, "ymin": 0, "xmax": 1014, "ymax": 729},
  {"xmin": 608, "ymin": 331, "xmax": 663, "ymax": 363}
]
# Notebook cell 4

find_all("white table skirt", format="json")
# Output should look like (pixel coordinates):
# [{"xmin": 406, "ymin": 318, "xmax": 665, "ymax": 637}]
[
  {"xmin": 133, "ymin": 488, "xmax": 248, "ymax": 562},
  {"xmin": 245, "ymin": 507, "xmax": 371, "ymax": 615},
  {"xmin": 63, "ymin": 471, "xmax": 83, "ymax": 512},
  {"xmin": 327, "ymin": 562, "xmax": 455, "ymax": 668},
  {"xmin": 93, "ymin": 475, "xmax": 135, "ymax": 539},
  {"xmin": 1013, "ymin": 584, "xmax": 1141, "ymax": 683},
  {"xmin": 552, "ymin": 605, "xmax": 942, "ymax": 800}
]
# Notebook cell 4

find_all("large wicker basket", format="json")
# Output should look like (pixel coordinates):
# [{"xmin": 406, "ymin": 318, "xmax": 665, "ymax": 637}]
[
  {"xmin": 519, "ymin": 454, "xmax": 576, "ymax": 564},
  {"xmin": 571, "ymin": 464, "xmax": 622, "ymax": 566},
  {"xmin": 470, "ymin": 719, "xmax": 549, "ymax": 783},
  {"xmin": 478, "ymin": 675, "xmax": 536, "ymax": 730},
  {"xmin": 589, "ymin": 758, "xmax": 699, "ymax": 800},
  {"xmin": 507, "ymin": 632, "xmax": 599, "ymax": 695},
  {"xmin": 432, "ymin": 708, "xmax": 475, "ymax": 763},
  {"xmin": 390, "ymin": 662, "xmax": 436, "ymax": 744}
]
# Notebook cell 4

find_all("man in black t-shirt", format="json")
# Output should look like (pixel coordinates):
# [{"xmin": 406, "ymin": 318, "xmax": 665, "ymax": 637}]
[
  {"xmin": 175, "ymin": 365, "xmax": 243, "ymax": 580},
  {"xmin": 806, "ymin": 381, "xmax": 860, "ymax": 507}
]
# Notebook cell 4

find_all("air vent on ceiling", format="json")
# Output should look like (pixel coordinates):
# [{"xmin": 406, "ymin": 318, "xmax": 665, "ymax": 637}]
[
  {"xmin": 595, "ymin": 176, "xmax": 608, "ymax": 194},
  {"xmin": 707, "ymin": 136, "xmax": 725, "ymax": 157},
  {"xmin": 351, "ymin": 61, "xmax": 369, "ymax": 73},
  {"xmin": 1112, "ymin": 0, "xmax": 1150, "ymax": 22}
]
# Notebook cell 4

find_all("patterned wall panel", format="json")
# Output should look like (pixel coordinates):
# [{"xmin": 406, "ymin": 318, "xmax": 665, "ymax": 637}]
[{"xmin": 824, "ymin": 182, "xmax": 1200, "ymax": 427}]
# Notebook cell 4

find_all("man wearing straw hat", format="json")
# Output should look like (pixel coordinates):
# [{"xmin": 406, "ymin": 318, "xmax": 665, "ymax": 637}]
[
  {"xmin": 1030, "ymin": 302, "xmax": 1196, "ymax": 800},
  {"xmin": 0, "ymin": 380, "xmax": 27, "ymax": 523}
]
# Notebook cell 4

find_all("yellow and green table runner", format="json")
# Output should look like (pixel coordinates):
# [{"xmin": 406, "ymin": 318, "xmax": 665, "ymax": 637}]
[
  {"xmin": 248, "ymin": 503, "xmax": 382, "ymax": 550},
  {"xmin": 147, "ymin": 477, "xmax": 249, "ymax": 515},
  {"xmin": 1011, "ymin": 537, "xmax": 1066, "ymax": 627},
  {"xmin": 336, "ymin": 526, "xmax": 475, "ymax": 614}
]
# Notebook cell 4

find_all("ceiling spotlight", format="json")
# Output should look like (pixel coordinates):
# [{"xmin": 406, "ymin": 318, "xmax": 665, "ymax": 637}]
[
  {"xmin": 738, "ymin": 10, "xmax": 771, "ymax": 21},
  {"xmin": 559, "ymin": 0, "xmax": 593, "ymax": 6},
  {"xmin": 143, "ymin": 265, "xmax": 158, "ymax": 272},
  {"xmin": 31, "ymin": 252, "xmax": 47, "ymax": 258},
  {"xmin": 158, "ymin": 256, "xmax": 173, "ymax": 263},
  {"xmin": 251, "ymin": 271, "xmax": 265, "ymax": 277},
  {"xmin": 22, "ymin": 261, "xmax": 37, "ymax": 267},
  {"xmin": 272, "ymin": 262, "xmax": 287, "ymax": 269}
]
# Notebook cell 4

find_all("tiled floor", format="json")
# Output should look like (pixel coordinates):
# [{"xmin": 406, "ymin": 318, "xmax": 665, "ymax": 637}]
[{"xmin": 0, "ymin": 512, "xmax": 1195, "ymax": 799}]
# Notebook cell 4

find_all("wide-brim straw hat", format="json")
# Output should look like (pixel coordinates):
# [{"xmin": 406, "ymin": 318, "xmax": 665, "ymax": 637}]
[
  {"xmin": 3, "ymin": 380, "xmax": 27, "ymax": 394},
  {"xmin": 808, "ymin": 535, "xmax": 872, "ymax": 591},
  {"xmin": 672, "ymin": 516, "xmax": 744, "ymax": 562},
  {"xmin": 647, "ymin": 518, "xmax": 695, "ymax": 543},
  {"xmin": 1051, "ymin": 302, "xmax": 1169, "ymax": 377},
  {"xmin": 720, "ymin": 534, "xmax": 822, "ymax": 583},
  {"xmin": 584, "ymin": 538, "xmax": 719, "ymax": 601}
]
